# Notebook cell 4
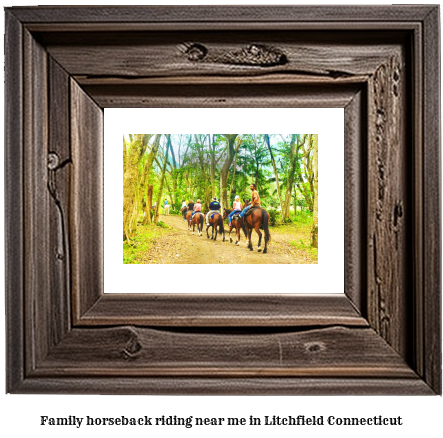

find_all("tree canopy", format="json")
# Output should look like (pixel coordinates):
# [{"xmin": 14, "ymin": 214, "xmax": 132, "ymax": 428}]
[{"xmin": 123, "ymin": 134, "xmax": 318, "ymax": 245}]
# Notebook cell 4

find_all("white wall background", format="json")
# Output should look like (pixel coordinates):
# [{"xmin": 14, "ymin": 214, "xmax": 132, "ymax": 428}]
[
  {"xmin": 106, "ymin": 108, "xmax": 344, "ymax": 294},
  {"xmin": 1, "ymin": 1, "xmax": 442, "ymax": 438}
]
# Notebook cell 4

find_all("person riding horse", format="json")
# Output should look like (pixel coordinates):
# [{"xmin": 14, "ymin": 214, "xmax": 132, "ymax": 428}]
[
  {"xmin": 190, "ymin": 199, "xmax": 205, "ymax": 236},
  {"xmin": 223, "ymin": 205, "xmax": 248, "ymax": 245},
  {"xmin": 239, "ymin": 183, "xmax": 260, "ymax": 218},
  {"xmin": 206, "ymin": 197, "xmax": 225, "ymax": 241},
  {"xmin": 206, "ymin": 197, "xmax": 221, "ymax": 226},
  {"xmin": 239, "ymin": 183, "xmax": 270, "ymax": 253},
  {"xmin": 191, "ymin": 199, "xmax": 202, "ymax": 220},
  {"xmin": 228, "ymin": 195, "xmax": 243, "ymax": 227},
  {"xmin": 181, "ymin": 199, "xmax": 187, "ymax": 221}
]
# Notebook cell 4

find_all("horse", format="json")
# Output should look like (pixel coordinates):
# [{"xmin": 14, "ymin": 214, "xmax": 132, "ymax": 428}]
[
  {"xmin": 185, "ymin": 210, "xmax": 193, "ymax": 231},
  {"xmin": 181, "ymin": 205, "xmax": 188, "ymax": 221},
  {"xmin": 190, "ymin": 212, "xmax": 205, "ymax": 236},
  {"xmin": 223, "ymin": 208, "xmax": 247, "ymax": 245},
  {"xmin": 206, "ymin": 212, "xmax": 225, "ymax": 242},
  {"xmin": 241, "ymin": 206, "xmax": 271, "ymax": 253}
]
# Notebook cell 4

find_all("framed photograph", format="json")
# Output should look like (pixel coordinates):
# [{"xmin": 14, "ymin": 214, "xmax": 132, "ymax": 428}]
[
  {"xmin": 106, "ymin": 109, "xmax": 344, "ymax": 295},
  {"xmin": 5, "ymin": 5, "xmax": 440, "ymax": 394}
]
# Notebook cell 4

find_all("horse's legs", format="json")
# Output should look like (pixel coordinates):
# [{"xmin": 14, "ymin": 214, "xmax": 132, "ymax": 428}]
[
  {"xmin": 229, "ymin": 225, "xmax": 233, "ymax": 243},
  {"xmin": 235, "ymin": 224, "xmax": 240, "ymax": 245},
  {"xmin": 256, "ymin": 226, "xmax": 263, "ymax": 252},
  {"xmin": 247, "ymin": 227, "xmax": 253, "ymax": 250},
  {"xmin": 263, "ymin": 232, "xmax": 268, "ymax": 253}
]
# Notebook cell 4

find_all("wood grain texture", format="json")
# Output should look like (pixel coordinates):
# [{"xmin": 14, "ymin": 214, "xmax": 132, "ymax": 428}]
[
  {"xmin": 4, "ymin": 5, "xmax": 441, "ymax": 394},
  {"xmin": 8, "ymin": 5, "xmax": 436, "ymax": 23},
  {"xmin": 82, "ymin": 83, "xmax": 361, "ymax": 109},
  {"xmin": 48, "ymin": 57, "xmax": 72, "ymax": 347},
  {"xmin": 5, "ymin": 10, "xmax": 24, "ymax": 393},
  {"xmin": 366, "ymin": 50, "xmax": 409, "ymax": 358},
  {"xmin": 40, "ymin": 31, "xmax": 404, "ymax": 80},
  {"xmin": 23, "ymin": 29, "xmax": 50, "ymax": 373},
  {"xmin": 344, "ymin": 90, "xmax": 366, "ymax": 314},
  {"xmin": 13, "ymin": 377, "xmax": 434, "ymax": 396},
  {"xmin": 37, "ymin": 326, "xmax": 415, "ymax": 378},
  {"xmin": 422, "ymin": 7, "xmax": 441, "ymax": 394},
  {"xmin": 79, "ymin": 294, "xmax": 367, "ymax": 327},
  {"xmin": 70, "ymin": 80, "xmax": 104, "ymax": 320}
]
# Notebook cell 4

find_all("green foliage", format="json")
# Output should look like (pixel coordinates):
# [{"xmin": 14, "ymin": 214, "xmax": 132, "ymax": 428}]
[
  {"xmin": 123, "ymin": 224, "xmax": 172, "ymax": 264},
  {"xmin": 267, "ymin": 197, "xmax": 280, "ymax": 210},
  {"xmin": 292, "ymin": 209, "xmax": 313, "ymax": 224},
  {"xmin": 156, "ymin": 221, "xmax": 168, "ymax": 228},
  {"xmin": 126, "ymin": 134, "xmax": 317, "ymax": 242},
  {"xmin": 268, "ymin": 208, "xmax": 280, "ymax": 226},
  {"xmin": 290, "ymin": 238, "xmax": 318, "ymax": 256}
]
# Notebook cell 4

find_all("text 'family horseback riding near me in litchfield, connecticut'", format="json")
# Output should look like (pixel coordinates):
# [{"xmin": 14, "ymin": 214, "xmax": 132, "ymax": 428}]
[{"xmin": 123, "ymin": 134, "xmax": 318, "ymax": 264}]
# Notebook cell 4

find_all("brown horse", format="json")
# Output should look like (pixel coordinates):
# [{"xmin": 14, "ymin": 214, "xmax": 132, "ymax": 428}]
[
  {"xmin": 186, "ymin": 210, "xmax": 193, "ymax": 231},
  {"xmin": 241, "ymin": 207, "xmax": 271, "ymax": 253},
  {"xmin": 190, "ymin": 212, "xmax": 205, "ymax": 236},
  {"xmin": 206, "ymin": 212, "xmax": 225, "ymax": 241},
  {"xmin": 223, "ymin": 208, "xmax": 247, "ymax": 245},
  {"xmin": 181, "ymin": 205, "xmax": 188, "ymax": 221}
]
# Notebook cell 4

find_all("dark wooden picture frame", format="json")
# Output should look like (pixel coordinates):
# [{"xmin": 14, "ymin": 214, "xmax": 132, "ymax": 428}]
[{"xmin": 5, "ymin": 6, "xmax": 441, "ymax": 394}]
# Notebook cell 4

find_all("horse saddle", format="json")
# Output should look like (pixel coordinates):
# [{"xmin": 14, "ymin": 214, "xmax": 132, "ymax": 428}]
[
  {"xmin": 244, "ymin": 206, "xmax": 261, "ymax": 217},
  {"xmin": 210, "ymin": 212, "xmax": 218, "ymax": 219}
]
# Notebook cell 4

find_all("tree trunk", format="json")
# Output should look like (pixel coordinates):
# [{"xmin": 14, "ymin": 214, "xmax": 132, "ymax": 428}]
[
  {"xmin": 138, "ymin": 134, "xmax": 160, "ymax": 214},
  {"xmin": 154, "ymin": 135, "xmax": 171, "ymax": 224},
  {"xmin": 228, "ymin": 148, "xmax": 239, "ymax": 207},
  {"xmin": 265, "ymin": 134, "xmax": 284, "ymax": 221},
  {"xmin": 143, "ymin": 184, "xmax": 153, "ymax": 225},
  {"xmin": 168, "ymin": 136, "xmax": 179, "ymax": 209},
  {"xmin": 220, "ymin": 134, "xmax": 239, "ymax": 210},
  {"xmin": 296, "ymin": 134, "xmax": 314, "ymax": 212},
  {"xmin": 194, "ymin": 134, "xmax": 211, "ymax": 210},
  {"xmin": 283, "ymin": 134, "xmax": 300, "ymax": 220},
  {"xmin": 123, "ymin": 136, "xmax": 127, "ymax": 174},
  {"xmin": 311, "ymin": 134, "xmax": 319, "ymax": 248},
  {"xmin": 123, "ymin": 134, "xmax": 150, "ymax": 241},
  {"xmin": 210, "ymin": 134, "xmax": 216, "ymax": 198}
]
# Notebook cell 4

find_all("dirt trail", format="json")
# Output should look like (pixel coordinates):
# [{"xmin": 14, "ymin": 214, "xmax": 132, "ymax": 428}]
[{"xmin": 143, "ymin": 214, "xmax": 315, "ymax": 264}]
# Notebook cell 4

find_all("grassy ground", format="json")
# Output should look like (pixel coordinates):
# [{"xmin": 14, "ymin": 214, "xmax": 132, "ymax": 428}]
[
  {"xmin": 123, "ymin": 221, "xmax": 175, "ymax": 264},
  {"xmin": 269, "ymin": 211, "xmax": 318, "ymax": 259},
  {"xmin": 124, "ymin": 211, "xmax": 317, "ymax": 264}
]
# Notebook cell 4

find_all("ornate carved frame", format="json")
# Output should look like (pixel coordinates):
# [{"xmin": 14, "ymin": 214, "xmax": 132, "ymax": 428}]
[{"xmin": 5, "ymin": 6, "xmax": 441, "ymax": 394}]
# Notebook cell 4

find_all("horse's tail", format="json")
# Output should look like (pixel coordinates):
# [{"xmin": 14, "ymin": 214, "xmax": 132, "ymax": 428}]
[
  {"xmin": 199, "ymin": 213, "xmax": 204, "ymax": 230},
  {"xmin": 218, "ymin": 214, "xmax": 224, "ymax": 233},
  {"xmin": 240, "ymin": 217, "xmax": 248, "ymax": 237},
  {"xmin": 262, "ymin": 209, "xmax": 271, "ymax": 241}
]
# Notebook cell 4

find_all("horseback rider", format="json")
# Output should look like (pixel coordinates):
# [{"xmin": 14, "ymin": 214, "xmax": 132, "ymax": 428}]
[
  {"xmin": 187, "ymin": 199, "xmax": 194, "ymax": 213},
  {"xmin": 228, "ymin": 195, "xmax": 243, "ymax": 227},
  {"xmin": 206, "ymin": 197, "xmax": 221, "ymax": 226},
  {"xmin": 239, "ymin": 183, "xmax": 260, "ymax": 219},
  {"xmin": 181, "ymin": 199, "xmax": 187, "ymax": 221},
  {"xmin": 191, "ymin": 199, "xmax": 202, "ymax": 220}
]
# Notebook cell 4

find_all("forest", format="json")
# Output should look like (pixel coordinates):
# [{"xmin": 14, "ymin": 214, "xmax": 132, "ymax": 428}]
[{"xmin": 123, "ymin": 134, "xmax": 318, "ymax": 264}]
